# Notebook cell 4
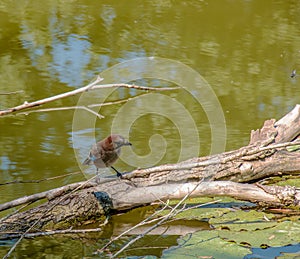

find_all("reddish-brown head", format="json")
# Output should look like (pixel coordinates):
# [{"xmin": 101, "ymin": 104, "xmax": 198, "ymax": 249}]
[{"xmin": 103, "ymin": 134, "xmax": 132, "ymax": 151}]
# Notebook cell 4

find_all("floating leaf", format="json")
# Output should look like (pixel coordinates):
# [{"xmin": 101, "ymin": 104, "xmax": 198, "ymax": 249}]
[
  {"xmin": 162, "ymin": 230, "xmax": 250, "ymax": 259},
  {"xmin": 209, "ymin": 210, "xmax": 276, "ymax": 231},
  {"xmin": 159, "ymin": 198, "xmax": 255, "ymax": 221},
  {"xmin": 217, "ymin": 220, "xmax": 300, "ymax": 247}
]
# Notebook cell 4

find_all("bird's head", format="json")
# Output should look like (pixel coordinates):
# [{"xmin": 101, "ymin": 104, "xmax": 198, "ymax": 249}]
[{"xmin": 104, "ymin": 134, "xmax": 132, "ymax": 150}]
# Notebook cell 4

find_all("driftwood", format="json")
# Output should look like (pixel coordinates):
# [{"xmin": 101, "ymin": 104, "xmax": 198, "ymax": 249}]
[{"xmin": 1, "ymin": 105, "xmax": 300, "ymax": 236}]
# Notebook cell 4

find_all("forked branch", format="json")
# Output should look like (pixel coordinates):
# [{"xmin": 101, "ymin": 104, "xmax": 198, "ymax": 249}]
[{"xmin": 0, "ymin": 76, "xmax": 179, "ymax": 116}]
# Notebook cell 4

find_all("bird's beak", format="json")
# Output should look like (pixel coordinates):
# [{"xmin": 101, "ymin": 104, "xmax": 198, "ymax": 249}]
[{"xmin": 116, "ymin": 140, "xmax": 132, "ymax": 149}]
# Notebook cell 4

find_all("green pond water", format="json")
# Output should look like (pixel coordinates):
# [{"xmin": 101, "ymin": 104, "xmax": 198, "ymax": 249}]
[{"xmin": 0, "ymin": 0, "xmax": 300, "ymax": 258}]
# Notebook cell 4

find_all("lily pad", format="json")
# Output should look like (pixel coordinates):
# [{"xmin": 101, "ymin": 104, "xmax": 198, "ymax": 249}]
[
  {"xmin": 159, "ymin": 198, "xmax": 255, "ymax": 221},
  {"xmin": 218, "ymin": 220, "xmax": 300, "ymax": 247},
  {"xmin": 162, "ymin": 230, "xmax": 250, "ymax": 259},
  {"xmin": 172, "ymin": 207, "xmax": 231, "ymax": 221},
  {"xmin": 209, "ymin": 210, "xmax": 276, "ymax": 231}
]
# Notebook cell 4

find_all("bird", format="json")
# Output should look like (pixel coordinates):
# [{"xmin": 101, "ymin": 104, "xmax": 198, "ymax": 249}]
[
  {"xmin": 291, "ymin": 69, "xmax": 297, "ymax": 78},
  {"xmin": 83, "ymin": 134, "xmax": 132, "ymax": 178}
]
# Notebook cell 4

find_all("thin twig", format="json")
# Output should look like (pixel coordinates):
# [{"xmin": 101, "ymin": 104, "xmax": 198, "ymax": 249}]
[
  {"xmin": 18, "ymin": 105, "xmax": 104, "ymax": 118},
  {"xmin": 111, "ymin": 181, "xmax": 203, "ymax": 258},
  {"xmin": 97, "ymin": 200, "xmax": 171, "ymax": 253},
  {"xmin": 89, "ymin": 93, "xmax": 146, "ymax": 107},
  {"xmin": 77, "ymin": 106, "xmax": 104, "ymax": 119},
  {"xmin": 92, "ymin": 83, "xmax": 180, "ymax": 91},
  {"xmin": 0, "ymin": 171, "xmax": 82, "ymax": 186},
  {"xmin": 124, "ymin": 245, "xmax": 169, "ymax": 252},
  {"xmin": 0, "ymin": 77, "xmax": 103, "ymax": 116},
  {"xmin": 16, "ymin": 93, "xmax": 145, "ymax": 116},
  {"xmin": 0, "ymin": 90, "xmax": 24, "ymax": 95},
  {"xmin": 112, "ymin": 198, "xmax": 221, "ymax": 258}
]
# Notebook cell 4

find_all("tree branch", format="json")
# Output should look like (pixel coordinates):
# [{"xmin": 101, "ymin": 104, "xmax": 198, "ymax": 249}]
[
  {"xmin": 16, "ymin": 93, "xmax": 146, "ymax": 117},
  {"xmin": 0, "ymin": 76, "xmax": 179, "ymax": 116}
]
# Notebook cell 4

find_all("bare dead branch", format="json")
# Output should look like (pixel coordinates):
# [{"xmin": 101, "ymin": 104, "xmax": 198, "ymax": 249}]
[
  {"xmin": 0, "ymin": 75, "xmax": 179, "ymax": 116},
  {"xmin": 92, "ymin": 83, "xmax": 180, "ymax": 91},
  {"xmin": 0, "ymin": 76, "xmax": 103, "ymax": 116},
  {"xmin": 98, "ymin": 200, "xmax": 171, "ymax": 253},
  {"xmin": 16, "ymin": 93, "xmax": 146, "ymax": 116},
  {"xmin": 111, "ymin": 182, "xmax": 203, "ymax": 257},
  {"xmin": 18, "ymin": 106, "xmax": 103, "ymax": 117},
  {"xmin": 111, "ymin": 181, "xmax": 212, "ymax": 258},
  {"xmin": 77, "ymin": 106, "xmax": 104, "ymax": 119},
  {"xmin": 89, "ymin": 93, "xmax": 146, "ymax": 107},
  {"xmin": 98, "ymin": 197, "xmax": 221, "ymax": 257}
]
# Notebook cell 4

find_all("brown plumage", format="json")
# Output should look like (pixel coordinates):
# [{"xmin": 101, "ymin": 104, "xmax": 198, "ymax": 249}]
[{"xmin": 83, "ymin": 134, "xmax": 132, "ymax": 177}]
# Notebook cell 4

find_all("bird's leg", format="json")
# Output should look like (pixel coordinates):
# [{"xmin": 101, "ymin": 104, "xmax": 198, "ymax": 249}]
[
  {"xmin": 94, "ymin": 168, "xmax": 101, "ymax": 184},
  {"xmin": 111, "ymin": 166, "xmax": 123, "ymax": 178}
]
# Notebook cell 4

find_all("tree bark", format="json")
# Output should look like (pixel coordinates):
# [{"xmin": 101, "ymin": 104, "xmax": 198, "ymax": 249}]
[{"xmin": 1, "ymin": 105, "xmax": 300, "ymax": 235}]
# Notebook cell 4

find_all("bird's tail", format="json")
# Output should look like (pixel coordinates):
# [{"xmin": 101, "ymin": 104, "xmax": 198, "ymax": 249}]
[{"xmin": 82, "ymin": 157, "xmax": 91, "ymax": 165}]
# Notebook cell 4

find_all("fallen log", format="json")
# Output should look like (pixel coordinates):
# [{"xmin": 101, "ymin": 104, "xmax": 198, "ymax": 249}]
[{"xmin": 1, "ymin": 105, "xmax": 300, "ymax": 235}]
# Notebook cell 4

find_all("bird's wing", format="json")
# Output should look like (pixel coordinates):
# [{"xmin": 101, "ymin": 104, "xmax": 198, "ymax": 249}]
[{"xmin": 83, "ymin": 143, "xmax": 102, "ymax": 165}]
